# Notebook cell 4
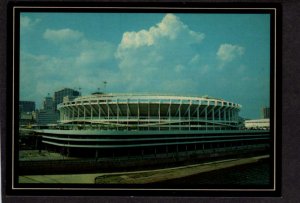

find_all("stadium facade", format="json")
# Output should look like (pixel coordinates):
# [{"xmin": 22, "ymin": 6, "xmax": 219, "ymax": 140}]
[{"xmin": 36, "ymin": 93, "xmax": 270, "ymax": 158}]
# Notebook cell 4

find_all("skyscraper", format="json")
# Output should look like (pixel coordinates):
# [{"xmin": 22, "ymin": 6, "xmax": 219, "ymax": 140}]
[
  {"xmin": 36, "ymin": 94, "xmax": 59, "ymax": 125},
  {"xmin": 43, "ymin": 94, "xmax": 55, "ymax": 111},
  {"xmin": 54, "ymin": 88, "xmax": 80, "ymax": 110},
  {"xmin": 19, "ymin": 101, "xmax": 36, "ymax": 125},
  {"xmin": 19, "ymin": 101, "xmax": 35, "ymax": 112},
  {"xmin": 262, "ymin": 107, "xmax": 270, "ymax": 119}
]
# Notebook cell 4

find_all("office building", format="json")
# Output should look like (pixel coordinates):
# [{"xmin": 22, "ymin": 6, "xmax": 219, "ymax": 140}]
[
  {"xmin": 19, "ymin": 101, "xmax": 35, "ymax": 113},
  {"xmin": 36, "ymin": 94, "xmax": 59, "ymax": 125},
  {"xmin": 54, "ymin": 88, "xmax": 80, "ymax": 110},
  {"xmin": 262, "ymin": 107, "xmax": 270, "ymax": 119}
]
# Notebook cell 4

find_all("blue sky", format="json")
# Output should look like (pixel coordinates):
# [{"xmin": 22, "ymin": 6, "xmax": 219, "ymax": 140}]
[{"xmin": 20, "ymin": 12, "xmax": 270, "ymax": 119}]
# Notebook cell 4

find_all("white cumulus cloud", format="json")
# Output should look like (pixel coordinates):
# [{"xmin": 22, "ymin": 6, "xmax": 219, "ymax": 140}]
[
  {"xmin": 20, "ymin": 16, "xmax": 41, "ymax": 29},
  {"xmin": 74, "ymin": 40, "xmax": 115, "ymax": 66},
  {"xmin": 114, "ymin": 14, "xmax": 206, "ymax": 93},
  {"xmin": 21, "ymin": 27, "xmax": 116, "ymax": 107},
  {"xmin": 42, "ymin": 28, "xmax": 115, "ymax": 66},
  {"xmin": 217, "ymin": 43, "xmax": 245, "ymax": 62},
  {"xmin": 43, "ymin": 28, "xmax": 84, "ymax": 42},
  {"xmin": 116, "ymin": 14, "xmax": 205, "ymax": 57}
]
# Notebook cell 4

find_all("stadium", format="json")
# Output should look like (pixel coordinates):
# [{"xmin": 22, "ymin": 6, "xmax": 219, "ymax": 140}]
[
  {"xmin": 57, "ymin": 93, "xmax": 242, "ymax": 131},
  {"xmin": 37, "ymin": 93, "xmax": 270, "ymax": 159}
]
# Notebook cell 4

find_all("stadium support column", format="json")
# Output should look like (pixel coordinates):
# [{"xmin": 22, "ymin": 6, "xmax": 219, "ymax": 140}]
[
  {"xmin": 67, "ymin": 106, "xmax": 72, "ymax": 120},
  {"xmin": 64, "ymin": 107, "xmax": 67, "ymax": 122},
  {"xmin": 212, "ymin": 101, "xmax": 217, "ymax": 131},
  {"xmin": 221, "ymin": 101, "xmax": 224, "ymax": 123},
  {"xmin": 127, "ymin": 99, "xmax": 129, "ymax": 131},
  {"xmin": 234, "ymin": 109, "xmax": 238, "ymax": 121},
  {"xmin": 224, "ymin": 106, "xmax": 227, "ymax": 123},
  {"xmin": 148, "ymin": 101, "xmax": 150, "ymax": 131},
  {"xmin": 232, "ymin": 108, "xmax": 235, "ymax": 122},
  {"xmin": 77, "ymin": 106, "xmax": 80, "ymax": 121},
  {"xmin": 98, "ymin": 103, "xmax": 101, "ymax": 120},
  {"xmin": 216, "ymin": 104, "xmax": 222, "ymax": 130},
  {"xmin": 205, "ymin": 104, "xmax": 208, "ymax": 131},
  {"xmin": 233, "ymin": 109, "xmax": 236, "ymax": 121},
  {"xmin": 179, "ymin": 100, "xmax": 182, "ymax": 130},
  {"xmin": 83, "ymin": 105, "xmax": 86, "ymax": 120},
  {"xmin": 83, "ymin": 105, "xmax": 87, "ymax": 129},
  {"xmin": 158, "ymin": 101, "xmax": 161, "ymax": 131},
  {"xmin": 117, "ymin": 99, "xmax": 119, "ymax": 130},
  {"xmin": 229, "ymin": 108, "xmax": 231, "ymax": 122},
  {"xmin": 228, "ymin": 107, "xmax": 231, "ymax": 121},
  {"xmin": 188, "ymin": 100, "xmax": 191, "ymax": 131},
  {"xmin": 197, "ymin": 101, "xmax": 201, "ymax": 130},
  {"xmin": 168, "ymin": 100, "xmax": 171, "ymax": 130},
  {"xmin": 107, "ymin": 100, "xmax": 110, "ymax": 121},
  {"xmin": 138, "ymin": 99, "xmax": 140, "ymax": 130},
  {"xmin": 68, "ymin": 107, "xmax": 71, "ymax": 121},
  {"xmin": 72, "ymin": 107, "xmax": 74, "ymax": 121},
  {"xmin": 90, "ymin": 103, "xmax": 93, "ymax": 121},
  {"xmin": 212, "ymin": 107, "xmax": 215, "ymax": 130},
  {"xmin": 98, "ymin": 103, "xmax": 101, "ymax": 130}
]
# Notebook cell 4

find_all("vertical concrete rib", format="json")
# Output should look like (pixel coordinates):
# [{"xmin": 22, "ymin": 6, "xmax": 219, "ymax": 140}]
[
  {"xmin": 127, "ymin": 99, "xmax": 129, "ymax": 130},
  {"xmin": 77, "ymin": 106, "xmax": 80, "ymax": 120},
  {"xmin": 169, "ymin": 100, "xmax": 171, "ymax": 130},
  {"xmin": 137, "ymin": 99, "xmax": 140, "ymax": 130},
  {"xmin": 205, "ymin": 102, "xmax": 208, "ymax": 131},
  {"xmin": 83, "ymin": 105, "xmax": 86, "ymax": 120},
  {"xmin": 158, "ymin": 100, "xmax": 161, "ymax": 131},
  {"xmin": 179, "ymin": 100, "xmax": 182, "ymax": 130},
  {"xmin": 90, "ymin": 103, "xmax": 93, "ymax": 121},
  {"xmin": 188, "ymin": 100, "xmax": 191, "ymax": 131},
  {"xmin": 72, "ymin": 106, "xmax": 74, "ymax": 121},
  {"xmin": 148, "ymin": 100, "xmax": 150, "ymax": 130}
]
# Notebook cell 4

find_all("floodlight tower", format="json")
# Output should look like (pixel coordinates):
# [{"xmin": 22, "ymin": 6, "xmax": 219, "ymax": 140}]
[
  {"xmin": 78, "ymin": 87, "xmax": 82, "ymax": 96},
  {"xmin": 103, "ymin": 81, "xmax": 107, "ymax": 93}
]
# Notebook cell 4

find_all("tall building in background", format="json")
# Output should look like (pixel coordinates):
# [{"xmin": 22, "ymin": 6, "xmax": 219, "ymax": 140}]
[
  {"xmin": 37, "ymin": 94, "xmax": 59, "ymax": 125},
  {"xmin": 19, "ymin": 101, "xmax": 35, "ymax": 113},
  {"xmin": 43, "ymin": 95, "xmax": 55, "ymax": 111},
  {"xmin": 19, "ymin": 101, "xmax": 36, "ymax": 125},
  {"xmin": 54, "ymin": 88, "xmax": 80, "ymax": 110},
  {"xmin": 262, "ymin": 107, "xmax": 270, "ymax": 119}
]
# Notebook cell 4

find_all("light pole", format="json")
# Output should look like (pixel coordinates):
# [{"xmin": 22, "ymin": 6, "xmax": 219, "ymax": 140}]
[
  {"xmin": 103, "ymin": 81, "xmax": 107, "ymax": 93},
  {"xmin": 78, "ymin": 87, "xmax": 82, "ymax": 96}
]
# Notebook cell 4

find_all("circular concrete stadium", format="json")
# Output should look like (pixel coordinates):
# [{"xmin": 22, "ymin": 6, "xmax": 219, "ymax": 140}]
[
  {"xmin": 37, "ymin": 93, "xmax": 269, "ymax": 159},
  {"xmin": 57, "ymin": 93, "xmax": 242, "ymax": 131}
]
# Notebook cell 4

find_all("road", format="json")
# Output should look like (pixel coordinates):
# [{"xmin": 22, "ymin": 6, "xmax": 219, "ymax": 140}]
[{"xmin": 19, "ymin": 155, "xmax": 269, "ymax": 184}]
